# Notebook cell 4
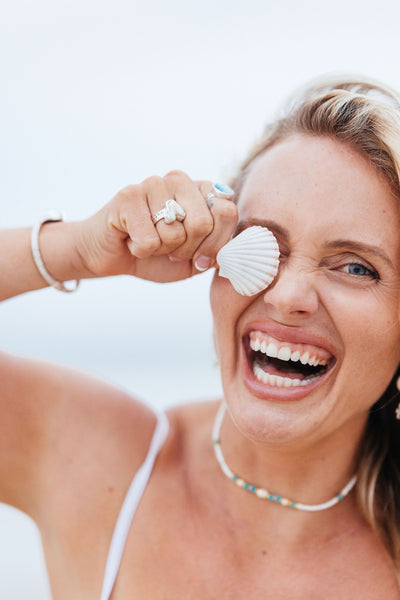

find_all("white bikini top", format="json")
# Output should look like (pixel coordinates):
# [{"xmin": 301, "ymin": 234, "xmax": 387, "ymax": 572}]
[{"xmin": 99, "ymin": 411, "xmax": 170, "ymax": 600}]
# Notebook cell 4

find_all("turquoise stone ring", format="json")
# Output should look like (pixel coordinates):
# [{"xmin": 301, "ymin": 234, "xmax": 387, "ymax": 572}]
[{"xmin": 207, "ymin": 183, "xmax": 234, "ymax": 202}]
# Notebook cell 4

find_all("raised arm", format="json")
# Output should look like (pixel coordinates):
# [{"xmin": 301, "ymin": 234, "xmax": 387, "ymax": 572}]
[
  {"xmin": 1, "ymin": 172, "xmax": 237, "ymax": 300},
  {"xmin": 0, "ymin": 172, "xmax": 238, "ymax": 517}
]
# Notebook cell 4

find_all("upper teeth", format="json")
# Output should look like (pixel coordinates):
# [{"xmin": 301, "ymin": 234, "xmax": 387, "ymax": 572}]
[{"xmin": 250, "ymin": 337, "xmax": 328, "ymax": 368}]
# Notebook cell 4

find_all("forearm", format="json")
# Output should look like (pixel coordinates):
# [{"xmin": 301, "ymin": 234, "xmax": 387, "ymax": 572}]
[
  {"xmin": 0, "ymin": 175, "xmax": 238, "ymax": 301},
  {"xmin": 0, "ymin": 221, "xmax": 89, "ymax": 301}
]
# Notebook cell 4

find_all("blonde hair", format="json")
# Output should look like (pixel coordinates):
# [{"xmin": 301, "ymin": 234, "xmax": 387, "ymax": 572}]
[
  {"xmin": 232, "ymin": 75, "xmax": 400, "ymax": 573},
  {"xmin": 232, "ymin": 76, "xmax": 400, "ymax": 197}
]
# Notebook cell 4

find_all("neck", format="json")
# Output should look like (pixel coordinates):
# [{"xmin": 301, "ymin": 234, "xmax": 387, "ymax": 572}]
[
  {"xmin": 214, "ymin": 402, "xmax": 366, "ymax": 535},
  {"xmin": 208, "ymin": 402, "xmax": 370, "ymax": 552}
]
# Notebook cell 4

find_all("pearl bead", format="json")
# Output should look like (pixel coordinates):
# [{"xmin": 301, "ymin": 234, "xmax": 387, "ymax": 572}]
[{"xmin": 256, "ymin": 488, "xmax": 268, "ymax": 499}]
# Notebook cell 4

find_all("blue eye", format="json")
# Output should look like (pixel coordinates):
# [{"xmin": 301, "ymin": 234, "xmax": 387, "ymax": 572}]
[
  {"xmin": 347, "ymin": 264, "xmax": 368, "ymax": 276},
  {"xmin": 342, "ymin": 263, "xmax": 377, "ymax": 278}
]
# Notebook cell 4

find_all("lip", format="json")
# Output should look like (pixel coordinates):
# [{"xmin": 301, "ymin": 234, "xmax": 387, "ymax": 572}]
[
  {"xmin": 241, "ymin": 320, "xmax": 338, "ymax": 401},
  {"xmin": 243, "ymin": 321, "xmax": 338, "ymax": 356}
]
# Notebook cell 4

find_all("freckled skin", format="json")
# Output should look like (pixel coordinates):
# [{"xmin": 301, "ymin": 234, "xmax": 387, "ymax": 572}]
[{"xmin": 211, "ymin": 134, "xmax": 400, "ymax": 450}]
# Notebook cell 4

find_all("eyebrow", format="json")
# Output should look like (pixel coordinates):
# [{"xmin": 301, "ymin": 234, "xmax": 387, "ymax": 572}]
[
  {"xmin": 236, "ymin": 219, "xmax": 394, "ymax": 268},
  {"xmin": 324, "ymin": 240, "xmax": 394, "ymax": 268},
  {"xmin": 235, "ymin": 218, "xmax": 289, "ymax": 238}
]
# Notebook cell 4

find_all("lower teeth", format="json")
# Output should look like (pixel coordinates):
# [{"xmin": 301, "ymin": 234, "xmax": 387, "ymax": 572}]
[{"xmin": 253, "ymin": 361, "xmax": 322, "ymax": 388}]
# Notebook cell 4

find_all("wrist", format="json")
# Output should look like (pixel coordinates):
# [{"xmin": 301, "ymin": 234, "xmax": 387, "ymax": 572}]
[
  {"xmin": 38, "ymin": 219, "xmax": 96, "ymax": 284},
  {"xmin": 32, "ymin": 213, "xmax": 79, "ymax": 292}
]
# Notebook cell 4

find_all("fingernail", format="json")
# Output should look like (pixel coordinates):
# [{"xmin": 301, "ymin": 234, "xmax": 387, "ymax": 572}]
[{"xmin": 195, "ymin": 255, "xmax": 212, "ymax": 271}]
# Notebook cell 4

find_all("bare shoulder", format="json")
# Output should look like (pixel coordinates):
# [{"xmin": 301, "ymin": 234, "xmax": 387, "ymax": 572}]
[
  {"xmin": 0, "ymin": 350, "xmax": 157, "ymax": 517},
  {"xmin": 41, "ymin": 396, "xmax": 221, "ymax": 596}
]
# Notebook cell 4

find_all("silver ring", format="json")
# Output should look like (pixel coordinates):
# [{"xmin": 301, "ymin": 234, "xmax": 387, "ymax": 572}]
[
  {"xmin": 152, "ymin": 199, "xmax": 186, "ymax": 225},
  {"xmin": 206, "ymin": 183, "xmax": 234, "ymax": 207}
]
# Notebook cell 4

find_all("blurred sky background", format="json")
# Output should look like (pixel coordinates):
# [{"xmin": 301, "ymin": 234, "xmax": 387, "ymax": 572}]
[{"xmin": 1, "ymin": 0, "xmax": 400, "ymax": 597}]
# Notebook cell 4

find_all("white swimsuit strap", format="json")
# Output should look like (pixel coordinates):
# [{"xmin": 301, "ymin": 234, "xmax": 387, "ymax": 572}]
[{"xmin": 100, "ymin": 411, "xmax": 170, "ymax": 600}]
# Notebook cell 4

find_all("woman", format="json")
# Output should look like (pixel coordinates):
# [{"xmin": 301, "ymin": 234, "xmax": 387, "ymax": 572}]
[{"xmin": 2, "ymin": 75, "xmax": 400, "ymax": 598}]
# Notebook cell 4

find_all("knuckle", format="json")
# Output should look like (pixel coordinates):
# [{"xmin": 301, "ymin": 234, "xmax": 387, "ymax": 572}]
[
  {"xmin": 138, "ymin": 234, "xmax": 161, "ymax": 254},
  {"xmin": 166, "ymin": 228, "xmax": 187, "ymax": 246},
  {"xmin": 217, "ymin": 200, "xmax": 239, "ymax": 222},
  {"xmin": 164, "ymin": 169, "xmax": 188, "ymax": 183},
  {"xmin": 197, "ymin": 180, "xmax": 214, "ymax": 197},
  {"xmin": 191, "ymin": 213, "xmax": 214, "ymax": 235},
  {"xmin": 115, "ymin": 184, "xmax": 141, "ymax": 203},
  {"xmin": 142, "ymin": 175, "xmax": 164, "ymax": 189}
]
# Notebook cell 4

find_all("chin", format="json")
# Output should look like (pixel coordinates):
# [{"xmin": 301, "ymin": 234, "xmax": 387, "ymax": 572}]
[{"xmin": 220, "ymin": 372, "xmax": 344, "ymax": 449}]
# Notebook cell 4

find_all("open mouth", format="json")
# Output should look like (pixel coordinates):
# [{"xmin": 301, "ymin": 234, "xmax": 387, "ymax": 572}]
[{"xmin": 245, "ymin": 330, "xmax": 335, "ymax": 389}]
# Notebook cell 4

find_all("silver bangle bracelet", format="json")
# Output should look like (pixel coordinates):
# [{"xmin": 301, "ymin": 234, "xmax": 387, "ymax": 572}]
[{"xmin": 31, "ymin": 210, "xmax": 80, "ymax": 293}]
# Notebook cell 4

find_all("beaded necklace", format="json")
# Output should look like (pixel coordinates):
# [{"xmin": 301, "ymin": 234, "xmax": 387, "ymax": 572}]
[{"xmin": 212, "ymin": 403, "xmax": 357, "ymax": 512}]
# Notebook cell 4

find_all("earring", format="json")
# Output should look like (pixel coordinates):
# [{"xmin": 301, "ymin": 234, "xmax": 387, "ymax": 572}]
[{"xmin": 396, "ymin": 377, "xmax": 400, "ymax": 420}]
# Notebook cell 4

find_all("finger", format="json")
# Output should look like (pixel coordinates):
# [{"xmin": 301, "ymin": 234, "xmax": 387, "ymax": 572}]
[
  {"xmin": 146, "ymin": 175, "xmax": 188, "ymax": 255},
  {"xmin": 113, "ymin": 185, "xmax": 162, "ymax": 259},
  {"xmin": 192, "ymin": 198, "xmax": 238, "ymax": 272},
  {"xmin": 198, "ymin": 181, "xmax": 235, "ymax": 209},
  {"xmin": 163, "ymin": 170, "xmax": 213, "ymax": 261}
]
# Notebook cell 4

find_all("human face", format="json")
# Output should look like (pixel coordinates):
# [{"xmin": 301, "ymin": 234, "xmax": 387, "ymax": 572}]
[{"xmin": 210, "ymin": 134, "xmax": 400, "ymax": 447}]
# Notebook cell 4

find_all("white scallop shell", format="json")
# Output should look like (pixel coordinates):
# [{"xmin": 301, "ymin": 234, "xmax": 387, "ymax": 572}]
[{"xmin": 216, "ymin": 226, "xmax": 280, "ymax": 296}]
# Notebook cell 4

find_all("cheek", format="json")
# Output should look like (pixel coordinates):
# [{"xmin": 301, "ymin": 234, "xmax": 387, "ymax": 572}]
[
  {"xmin": 322, "ymin": 279, "xmax": 400, "ymax": 338},
  {"xmin": 323, "ymin": 286, "xmax": 400, "ymax": 398},
  {"xmin": 210, "ymin": 273, "xmax": 253, "ymax": 355}
]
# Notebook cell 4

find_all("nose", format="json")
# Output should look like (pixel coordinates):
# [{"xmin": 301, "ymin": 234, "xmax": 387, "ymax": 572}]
[{"xmin": 262, "ymin": 261, "xmax": 319, "ymax": 318}]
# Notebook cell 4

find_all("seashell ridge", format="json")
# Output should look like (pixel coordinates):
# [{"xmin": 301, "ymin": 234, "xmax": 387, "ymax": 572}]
[{"xmin": 216, "ymin": 226, "xmax": 280, "ymax": 296}]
